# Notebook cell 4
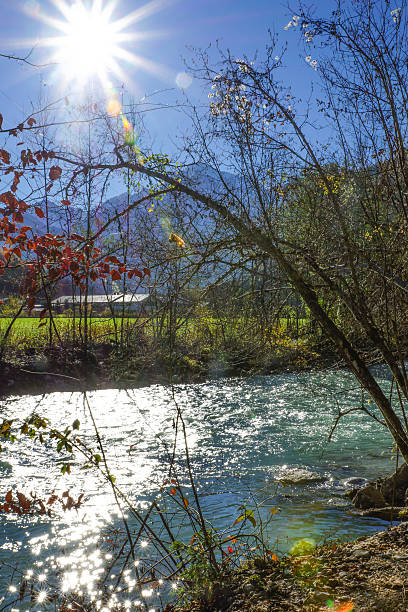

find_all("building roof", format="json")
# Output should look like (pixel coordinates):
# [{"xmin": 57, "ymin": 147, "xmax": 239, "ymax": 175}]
[{"xmin": 52, "ymin": 293, "xmax": 149, "ymax": 305}]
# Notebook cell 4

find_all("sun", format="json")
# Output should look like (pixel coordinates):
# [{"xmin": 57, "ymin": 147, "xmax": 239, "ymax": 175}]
[
  {"xmin": 53, "ymin": 2, "xmax": 120, "ymax": 84},
  {"xmin": 24, "ymin": 0, "xmax": 173, "ymax": 91}
]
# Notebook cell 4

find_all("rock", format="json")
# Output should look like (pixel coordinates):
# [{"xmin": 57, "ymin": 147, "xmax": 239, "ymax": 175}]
[
  {"xmin": 305, "ymin": 591, "xmax": 332, "ymax": 605},
  {"xmin": 380, "ymin": 462, "xmax": 408, "ymax": 505},
  {"xmin": 274, "ymin": 466, "xmax": 325, "ymax": 485},
  {"xmin": 353, "ymin": 506, "xmax": 407, "ymax": 521},
  {"xmin": 344, "ymin": 477, "xmax": 369, "ymax": 488},
  {"xmin": 350, "ymin": 549, "xmax": 370, "ymax": 559},
  {"xmin": 352, "ymin": 485, "xmax": 386, "ymax": 509}
]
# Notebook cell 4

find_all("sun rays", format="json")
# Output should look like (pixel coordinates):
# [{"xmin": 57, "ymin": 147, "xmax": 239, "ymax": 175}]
[{"xmin": 18, "ymin": 0, "xmax": 173, "ymax": 92}]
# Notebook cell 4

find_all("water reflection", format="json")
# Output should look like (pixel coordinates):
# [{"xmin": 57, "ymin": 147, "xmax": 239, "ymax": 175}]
[{"xmin": 0, "ymin": 370, "xmax": 397, "ymax": 608}]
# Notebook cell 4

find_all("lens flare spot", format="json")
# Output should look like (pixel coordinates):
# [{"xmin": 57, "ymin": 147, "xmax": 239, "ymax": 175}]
[
  {"xmin": 337, "ymin": 603, "xmax": 354, "ymax": 612},
  {"xmin": 107, "ymin": 99, "xmax": 122, "ymax": 116},
  {"xmin": 23, "ymin": 0, "xmax": 40, "ymax": 17},
  {"xmin": 289, "ymin": 537, "xmax": 316, "ymax": 556},
  {"xmin": 176, "ymin": 72, "xmax": 192, "ymax": 89}
]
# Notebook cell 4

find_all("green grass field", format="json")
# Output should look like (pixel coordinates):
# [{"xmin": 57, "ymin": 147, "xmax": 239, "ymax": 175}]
[
  {"xmin": 0, "ymin": 315, "xmax": 308, "ymax": 353},
  {"xmin": 0, "ymin": 316, "xmax": 140, "ymax": 345}
]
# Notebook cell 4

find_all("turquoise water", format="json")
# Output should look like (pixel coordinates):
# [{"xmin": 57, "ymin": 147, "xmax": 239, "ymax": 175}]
[{"xmin": 0, "ymin": 368, "xmax": 399, "ymax": 608}]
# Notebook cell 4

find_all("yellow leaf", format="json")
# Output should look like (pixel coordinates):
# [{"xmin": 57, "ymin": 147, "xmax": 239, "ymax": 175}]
[
  {"xmin": 270, "ymin": 507, "xmax": 278, "ymax": 515},
  {"xmin": 169, "ymin": 232, "xmax": 185, "ymax": 248}
]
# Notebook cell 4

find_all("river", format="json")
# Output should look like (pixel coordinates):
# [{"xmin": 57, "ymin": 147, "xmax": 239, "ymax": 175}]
[{"xmin": 0, "ymin": 367, "xmax": 398, "ymax": 609}]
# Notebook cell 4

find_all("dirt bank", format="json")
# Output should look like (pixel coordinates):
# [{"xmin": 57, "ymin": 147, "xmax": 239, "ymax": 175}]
[{"xmin": 166, "ymin": 522, "xmax": 408, "ymax": 611}]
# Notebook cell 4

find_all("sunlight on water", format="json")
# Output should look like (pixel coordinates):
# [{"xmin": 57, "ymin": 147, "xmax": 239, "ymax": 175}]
[{"xmin": 0, "ymin": 369, "xmax": 397, "ymax": 607}]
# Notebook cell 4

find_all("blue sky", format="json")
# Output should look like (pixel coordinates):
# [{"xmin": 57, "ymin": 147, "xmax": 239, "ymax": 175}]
[{"xmin": 0, "ymin": 0, "xmax": 330, "ymax": 157}]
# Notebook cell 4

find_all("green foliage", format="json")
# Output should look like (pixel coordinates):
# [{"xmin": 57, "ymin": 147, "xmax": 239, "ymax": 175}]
[
  {"xmin": 0, "ymin": 296, "xmax": 24, "ymax": 317},
  {"xmin": 233, "ymin": 506, "xmax": 256, "ymax": 528},
  {"xmin": 170, "ymin": 529, "xmax": 223, "ymax": 606}
]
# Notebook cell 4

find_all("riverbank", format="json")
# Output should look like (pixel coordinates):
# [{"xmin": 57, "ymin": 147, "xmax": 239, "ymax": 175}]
[
  {"xmin": 0, "ymin": 339, "xmax": 334, "ymax": 397},
  {"xmin": 166, "ymin": 522, "xmax": 408, "ymax": 611}
]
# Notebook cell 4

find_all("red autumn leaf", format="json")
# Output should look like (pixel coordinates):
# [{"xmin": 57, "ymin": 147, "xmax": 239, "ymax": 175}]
[
  {"xmin": 106, "ymin": 255, "xmax": 120, "ymax": 264},
  {"xmin": 143, "ymin": 267, "xmax": 151, "ymax": 277},
  {"xmin": 17, "ymin": 492, "xmax": 29, "ymax": 510},
  {"xmin": 111, "ymin": 269, "xmax": 122, "ymax": 281},
  {"xmin": 70, "ymin": 233, "xmax": 85, "ymax": 241},
  {"xmin": 61, "ymin": 199, "xmax": 71, "ymax": 206},
  {"xmin": 5, "ymin": 490, "xmax": 12, "ymax": 504},
  {"xmin": 46, "ymin": 183, "xmax": 53, "ymax": 192},
  {"xmin": 49, "ymin": 165, "xmax": 62, "ymax": 181},
  {"xmin": 34, "ymin": 206, "xmax": 45, "ymax": 219},
  {"xmin": 170, "ymin": 488, "xmax": 177, "ymax": 495},
  {"xmin": 27, "ymin": 117, "xmax": 36, "ymax": 127},
  {"xmin": 0, "ymin": 149, "xmax": 10, "ymax": 164},
  {"xmin": 227, "ymin": 546, "xmax": 234, "ymax": 553},
  {"xmin": 14, "ymin": 212, "xmax": 23, "ymax": 223},
  {"xmin": 0, "ymin": 113, "xmax": 3, "ymax": 130}
]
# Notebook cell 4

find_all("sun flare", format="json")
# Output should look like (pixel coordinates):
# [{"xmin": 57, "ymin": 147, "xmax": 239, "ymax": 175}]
[
  {"xmin": 23, "ymin": 0, "xmax": 173, "ymax": 91},
  {"xmin": 54, "ymin": 2, "xmax": 120, "ymax": 84}
]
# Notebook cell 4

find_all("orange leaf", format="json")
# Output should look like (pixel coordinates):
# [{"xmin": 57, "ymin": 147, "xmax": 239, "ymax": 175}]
[
  {"xmin": 34, "ymin": 206, "xmax": 45, "ymax": 219},
  {"xmin": 27, "ymin": 117, "xmax": 36, "ymax": 127},
  {"xmin": 169, "ymin": 232, "xmax": 185, "ymax": 248},
  {"xmin": 49, "ymin": 165, "xmax": 62, "ymax": 181},
  {"xmin": 5, "ymin": 490, "xmax": 12, "ymax": 504},
  {"xmin": 170, "ymin": 488, "xmax": 177, "ymax": 495}
]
